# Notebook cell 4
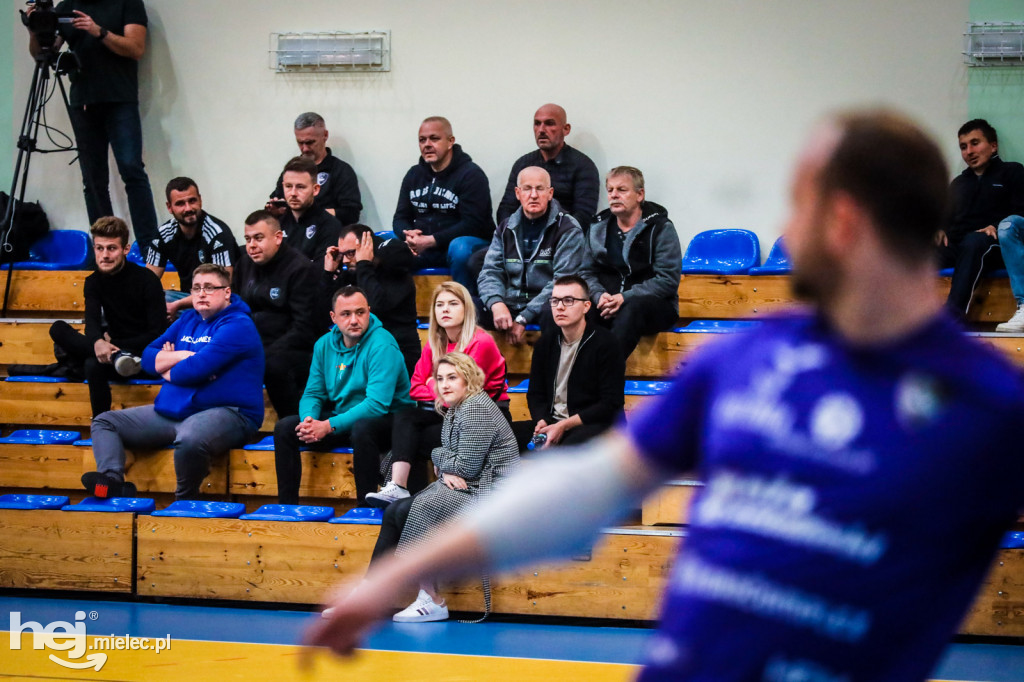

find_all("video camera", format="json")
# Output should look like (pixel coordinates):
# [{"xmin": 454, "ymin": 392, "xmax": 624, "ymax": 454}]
[{"xmin": 20, "ymin": 0, "xmax": 75, "ymax": 54}]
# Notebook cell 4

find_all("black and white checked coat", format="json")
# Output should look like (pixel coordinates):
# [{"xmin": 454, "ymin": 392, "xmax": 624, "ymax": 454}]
[{"xmin": 397, "ymin": 391, "xmax": 520, "ymax": 553}]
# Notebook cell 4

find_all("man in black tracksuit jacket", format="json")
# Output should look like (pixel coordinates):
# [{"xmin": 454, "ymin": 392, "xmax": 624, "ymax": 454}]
[
  {"xmin": 320, "ymin": 223, "xmax": 421, "ymax": 376},
  {"xmin": 392, "ymin": 116, "xmax": 495, "ymax": 291},
  {"xmin": 233, "ymin": 211, "xmax": 320, "ymax": 416},
  {"xmin": 514, "ymin": 275, "xmax": 625, "ymax": 450}
]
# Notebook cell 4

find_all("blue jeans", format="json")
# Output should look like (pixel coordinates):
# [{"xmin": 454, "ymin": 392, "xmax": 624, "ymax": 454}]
[
  {"xmin": 68, "ymin": 102, "xmax": 159, "ymax": 249},
  {"xmin": 998, "ymin": 215, "xmax": 1024, "ymax": 305},
  {"xmin": 412, "ymin": 236, "xmax": 489, "ymax": 293},
  {"xmin": 91, "ymin": 405, "xmax": 254, "ymax": 499}
]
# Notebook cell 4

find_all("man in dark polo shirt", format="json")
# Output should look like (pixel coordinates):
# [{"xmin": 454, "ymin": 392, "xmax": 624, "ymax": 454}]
[
  {"xmin": 277, "ymin": 156, "xmax": 343, "ymax": 262},
  {"xmin": 496, "ymin": 103, "xmax": 600, "ymax": 228},
  {"xmin": 28, "ymin": 0, "xmax": 159, "ymax": 248},
  {"xmin": 234, "ymin": 210, "xmax": 319, "ymax": 416},
  {"xmin": 267, "ymin": 112, "xmax": 362, "ymax": 226},
  {"xmin": 146, "ymin": 177, "xmax": 239, "ymax": 319}
]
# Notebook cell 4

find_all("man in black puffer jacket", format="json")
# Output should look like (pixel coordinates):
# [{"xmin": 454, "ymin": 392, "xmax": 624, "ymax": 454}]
[
  {"xmin": 320, "ymin": 223, "xmax": 420, "ymax": 376},
  {"xmin": 233, "ymin": 210, "xmax": 319, "ymax": 416},
  {"xmin": 583, "ymin": 166, "xmax": 681, "ymax": 357}
]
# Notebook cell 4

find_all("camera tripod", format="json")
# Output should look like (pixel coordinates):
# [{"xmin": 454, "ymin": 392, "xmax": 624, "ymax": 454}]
[{"xmin": 1, "ymin": 48, "xmax": 76, "ymax": 317}]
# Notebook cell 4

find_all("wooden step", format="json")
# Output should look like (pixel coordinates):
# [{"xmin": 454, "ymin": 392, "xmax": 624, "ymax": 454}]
[
  {"xmin": 641, "ymin": 479, "xmax": 703, "ymax": 526},
  {"xmin": 0, "ymin": 508, "xmax": 134, "ymax": 592}
]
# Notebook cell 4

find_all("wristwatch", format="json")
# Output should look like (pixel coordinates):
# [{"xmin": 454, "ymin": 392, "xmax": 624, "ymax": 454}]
[
  {"xmin": 98, "ymin": 27, "xmax": 109, "ymax": 40},
  {"xmin": 514, "ymin": 314, "xmax": 527, "ymax": 326}
]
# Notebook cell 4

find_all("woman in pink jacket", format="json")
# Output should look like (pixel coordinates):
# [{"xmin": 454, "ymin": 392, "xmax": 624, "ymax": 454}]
[{"xmin": 365, "ymin": 282, "xmax": 509, "ymax": 507}]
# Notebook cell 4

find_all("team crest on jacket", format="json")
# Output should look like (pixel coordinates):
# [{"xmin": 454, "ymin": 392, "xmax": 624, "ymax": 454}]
[
  {"xmin": 269, "ymin": 287, "xmax": 281, "ymax": 300},
  {"xmin": 306, "ymin": 225, "xmax": 317, "ymax": 240},
  {"xmin": 318, "ymin": 172, "xmax": 329, "ymax": 187}
]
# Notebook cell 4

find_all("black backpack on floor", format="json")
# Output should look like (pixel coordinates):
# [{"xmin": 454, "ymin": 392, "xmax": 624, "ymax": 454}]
[{"xmin": 0, "ymin": 191, "xmax": 50, "ymax": 262}]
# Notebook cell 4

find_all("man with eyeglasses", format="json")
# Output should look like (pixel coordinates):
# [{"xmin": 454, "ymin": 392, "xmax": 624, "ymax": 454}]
[
  {"xmin": 321, "ymin": 223, "xmax": 420, "ymax": 376},
  {"xmin": 496, "ymin": 103, "xmax": 600, "ymax": 228},
  {"xmin": 477, "ymin": 166, "xmax": 586, "ymax": 345},
  {"xmin": 233, "ymin": 210, "xmax": 319, "ymax": 417},
  {"xmin": 147, "ymin": 177, "xmax": 239, "ymax": 320},
  {"xmin": 583, "ymin": 166, "xmax": 681, "ymax": 357},
  {"xmin": 512, "ymin": 275, "xmax": 624, "ymax": 450},
  {"xmin": 83, "ymin": 264, "xmax": 265, "ymax": 500}
]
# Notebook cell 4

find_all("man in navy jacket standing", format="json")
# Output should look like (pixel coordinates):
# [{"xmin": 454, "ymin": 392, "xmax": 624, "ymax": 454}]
[
  {"xmin": 83, "ymin": 264, "xmax": 265, "ymax": 499},
  {"xmin": 392, "ymin": 116, "xmax": 494, "ymax": 291}
]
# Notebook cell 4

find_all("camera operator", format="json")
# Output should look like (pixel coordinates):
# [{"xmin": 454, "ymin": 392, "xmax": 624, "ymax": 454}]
[{"xmin": 25, "ymin": 0, "xmax": 158, "ymax": 251}]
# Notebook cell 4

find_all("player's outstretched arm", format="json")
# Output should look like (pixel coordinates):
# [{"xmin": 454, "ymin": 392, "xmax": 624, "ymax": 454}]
[{"xmin": 303, "ymin": 429, "xmax": 664, "ymax": 658}]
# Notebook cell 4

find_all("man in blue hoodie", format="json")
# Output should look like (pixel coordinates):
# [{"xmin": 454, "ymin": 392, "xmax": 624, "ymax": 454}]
[
  {"xmin": 273, "ymin": 285, "xmax": 413, "ymax": 505},
  {"xmin": 392, "ymin": 116, "xmax": 495, "ymax": 291},
  {"xmin": 83, "ymin": 264, "xmax": 265, "ymax": 499}
]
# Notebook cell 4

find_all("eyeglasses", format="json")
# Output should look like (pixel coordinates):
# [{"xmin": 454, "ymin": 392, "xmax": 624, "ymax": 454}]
[
  {"xmin": 339, "ymin": 249, "xmax": 357, "ymax": 259},
  {"xmin": 517, "ymin": 185, "xmax": 550, "ymax": 196},
  {"xmin": 549, "ymin": 296, "xmax": 587, "ymax": 308},
  {"xmin": 190, "ymin": 284, "xmax": 229, "ymax": 295}
]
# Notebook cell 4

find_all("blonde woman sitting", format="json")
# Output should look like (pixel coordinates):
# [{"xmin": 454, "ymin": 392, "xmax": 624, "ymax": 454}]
[{"xmin": 366, "ymin": 352, "xmax": 519, "ymax": 622}]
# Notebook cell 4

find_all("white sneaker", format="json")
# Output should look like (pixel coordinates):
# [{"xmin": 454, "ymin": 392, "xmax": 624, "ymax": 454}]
[
  {"xmin": 393, "ymin": 589, "xmax": 448, "ymax": 623},
  {"xmin": 365, "ymin": 481, "xmax": 410, "ymax": 508},
  {"xmin": 996, "ymin": 305, "xmax": 1024, "ymax": 333},
  {"xmin": 320, "ymin": 606, "xmax": 335, "ymax": 619},
  {"xmin": 113, "ymin": 352, "xmax": 142, "ymax": 377}
]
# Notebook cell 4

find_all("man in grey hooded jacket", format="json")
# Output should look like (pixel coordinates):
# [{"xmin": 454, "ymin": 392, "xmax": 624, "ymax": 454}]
[
  {"xmin": 583, "ymin": 166, "xmax": 681, "ymax": 356},
  {"xmin": 477, "ymin": 166, "xmax": 585, "ymax": 346}
]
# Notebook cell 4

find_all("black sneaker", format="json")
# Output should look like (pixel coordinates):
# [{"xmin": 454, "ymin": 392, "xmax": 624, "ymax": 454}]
[
  {"xmin": 113, "ymin": 352, "xmax": 142, "ymax": 377},
  {"xmin": 81, "ymin": 472, "xmax": 138, "ymax": 498}
]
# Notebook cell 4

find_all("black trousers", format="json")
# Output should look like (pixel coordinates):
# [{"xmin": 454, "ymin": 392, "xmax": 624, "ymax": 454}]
[
  {"xmin": 938, "ymin": 232, "xmax": 1004, "ymax": 316},
  {"xmin": 49, "ymin": 320, "xmax": 143, "ymax": 417},
  {"xmin": 511, "ymin": 419, "xmax": 612, "ymax": 452},
  {"xmin": 263, "ymin": 349, "xmax": 312, "ymax": 418},
  {"xmin": 369, "ymin": 495, "xmax": 414, "ymax": 566},
  {"xmin": 597, "ymin": 294, "xmax": 679, "ymax": 357}
]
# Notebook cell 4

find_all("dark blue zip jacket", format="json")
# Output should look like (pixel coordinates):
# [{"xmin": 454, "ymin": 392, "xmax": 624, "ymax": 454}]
[{"xmin": 142, "ymin": 295, "xmax": 265, "ymax": 428}]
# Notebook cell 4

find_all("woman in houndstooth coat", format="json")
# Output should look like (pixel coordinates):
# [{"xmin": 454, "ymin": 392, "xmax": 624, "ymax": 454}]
[{"xmin": 371, "ymin": 351, "xmax": 519, "ymax": 622}]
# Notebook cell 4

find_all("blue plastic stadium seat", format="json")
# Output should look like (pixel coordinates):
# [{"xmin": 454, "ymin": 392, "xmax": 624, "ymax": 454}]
[
  {"xmin": 125, "ymin": 378, "xmax": 163, "ymax": 385},
  {"xmin": 0, "ymin": 493, "xmax": 70, "ymax": 510},
  {"xmin": 748, "ymin": 237, "xmax": 791, "ymax": 275},
  {"xmin": 329, "ymin": 507, "xmax": 384, "ymax": 525},
  {"xmin": 507, "ymin": 379, "xmax": 529, "ymax": 394},
  {"xmin": 73, "ymin": 439, "xmax": 92, "ymax": 447},
  {"xmin": 680, "ymin": 229, "xmax": 760, "ymax": 275},
  {"xmin": 674, "ymin": 320, "xmax": 763, "ymax": 333},
  {"xmin": 415, "ymin": 267, "xmax": 451, "ymax": 276},
  {"xmin": 418, "ymin": 321, "xmax": 429, "ymax": 330},
  {"xmin": 0, "ymin": 230, "xmax": 90, "ymax": 270},
  {"xmin": 375, "ymin": 231, "xmax": 397, "ymax": 240},
  {"xmin": 0, "ymin": 429, "xmax": 81, "ymax": 445},
  {"xmin": 127, "ymin": 242, "xmax": 175, "ymax": 271},
  {"xmin": 242, "ymin": 435, "xmax": 351, "ymax": 454},
  {"xmin": 4, "ymin": 375, "xmax": 74, "ymax": 383},
  {"xmin": 151, "ymin": 500, "xmax": 246, "ymax": 518},
  {"xmin": 624, "ymin": 380, "xmax": 673, "ymax": 396},
  {"xmin": 938, "ymin": 266, "xmax": 1007, "ymax": 278},
  {"xmin": 239, "ymin": 504, "xmax": 334, "ymax": 522},
  {"xmin": 1001, "ymin": 531, "xmax": 1024, "ymax": 549},
  {"xmin": 62, "ymin": 497, "xmax": 157, "ymax": 513}
]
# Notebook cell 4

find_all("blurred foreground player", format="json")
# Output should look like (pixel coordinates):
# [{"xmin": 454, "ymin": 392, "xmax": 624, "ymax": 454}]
[{"xmin": 306, "ymin": 110, "xmax": 1024, "ymax": 681}]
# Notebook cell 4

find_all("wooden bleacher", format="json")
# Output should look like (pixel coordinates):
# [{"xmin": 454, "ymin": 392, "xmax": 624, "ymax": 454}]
[{"xmin": 2, "ymin": 268, "xmax": 1024, "ymax": 633}]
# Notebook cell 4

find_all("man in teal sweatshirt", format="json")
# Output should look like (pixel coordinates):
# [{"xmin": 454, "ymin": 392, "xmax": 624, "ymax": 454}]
[{"xmin": 273, "ymin": 285, "xmax": 413, "ymax": 504}]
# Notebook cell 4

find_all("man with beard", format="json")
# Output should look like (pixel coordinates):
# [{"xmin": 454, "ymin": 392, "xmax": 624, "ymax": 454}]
[
  {"xmin": 146, "ymin": 177, "xmax": 239, "ymax": 319},
  {"xmin": 267, "ymin": 112, "xmax": 362, "ymax": 225},
  {"xmin": 309, "ymin": 110, "xmax": 1024, "ymax": 682}
]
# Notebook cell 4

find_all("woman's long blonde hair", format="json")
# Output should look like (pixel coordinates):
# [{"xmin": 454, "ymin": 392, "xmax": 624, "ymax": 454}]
[
  {"xmin": 428, "ymin": 281, "xmax": 479, "ymax": 361},
  {"xmin": 433, "ymin": 352, "xmax": 485, "ymax": 413}
]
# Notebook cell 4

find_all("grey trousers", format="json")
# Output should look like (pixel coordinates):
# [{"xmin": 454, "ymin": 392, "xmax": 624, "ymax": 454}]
[{"xmin": 91, "ymin": 405, "xmax": 254, "ymax": 499}]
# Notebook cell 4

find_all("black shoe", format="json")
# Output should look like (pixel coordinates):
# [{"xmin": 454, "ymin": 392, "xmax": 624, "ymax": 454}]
[{"xmin": 81, "ymin": 472, "xmax": 138, "ymax": 498}]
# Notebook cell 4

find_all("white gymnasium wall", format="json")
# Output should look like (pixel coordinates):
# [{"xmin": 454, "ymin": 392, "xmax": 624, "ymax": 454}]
[{"xmin": 11, "ymin": 0, "xmax": 970, "ymax": 253}]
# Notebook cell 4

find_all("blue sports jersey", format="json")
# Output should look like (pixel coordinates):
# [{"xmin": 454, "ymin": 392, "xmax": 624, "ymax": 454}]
[{"xmin": 629, "ymin": 312, "xmax": 1024, "ymax": 681}]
